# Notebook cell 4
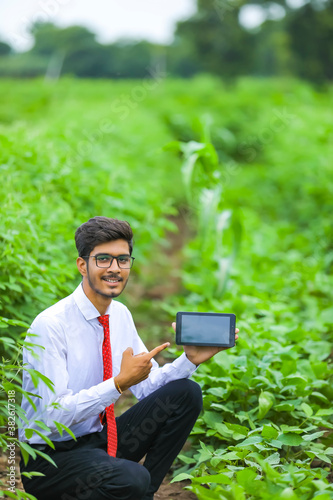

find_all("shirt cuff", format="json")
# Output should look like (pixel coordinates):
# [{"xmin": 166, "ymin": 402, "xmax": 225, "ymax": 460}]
[
  {"xmin": 172, "ymin": 352, "xmax": 197, "ymax": 377},
  {"xmin": 96, "ymin": 377, "xmax": 121, "ymax": 408}
]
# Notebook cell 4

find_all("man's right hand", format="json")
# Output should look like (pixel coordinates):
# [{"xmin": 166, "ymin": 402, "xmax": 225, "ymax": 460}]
[{"xmin": 114, "ymin": 342, "xmax": 170, "ymax": 392}]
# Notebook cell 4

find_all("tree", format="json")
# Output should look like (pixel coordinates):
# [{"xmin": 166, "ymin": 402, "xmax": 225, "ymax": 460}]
[
  {"xmin": 28, "ymin": 23, "xmax": 156, "ymax": 78},
  {"xmin": 252, "ymin": 0, "xmax": 333, "ymax": 81},
  {"xmin": 171, "ymin": 0, "xmax": 333, "ymax": 81},
  {"xmin": 286, "ymin": 1, "xmax": 333, "ymax": 81},
  {"xmin": 173, "ymin": 0, "xmax": 256, "ymax": 77},
  {"xmin": 107, "ymin": 41, "xmax": 156, "ymax": 78},
  {"xmin": 30, "ymin": 23, "xmax": 97, "ymax": 57},
  {"xmin": 0, "ymin": 41, "xmax": 11, "ymax": 56},
  {"xmin": 29, "ymin": 23, "xmax": 107, "ymax": 77}
]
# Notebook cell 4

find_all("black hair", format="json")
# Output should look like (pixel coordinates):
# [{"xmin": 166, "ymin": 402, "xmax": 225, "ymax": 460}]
[{"xmin": 75, "ymin": 216, "xmax": 134, "ymax": 257}]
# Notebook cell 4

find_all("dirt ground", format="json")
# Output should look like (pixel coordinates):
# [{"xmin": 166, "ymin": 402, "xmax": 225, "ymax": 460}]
[
  {"xmin": 156, "ymin": 478, "xmax": 197, "ymax": 499},
  {"xmin": 0, "ymin": 451, "xmax": 197, "ymax": 499}
]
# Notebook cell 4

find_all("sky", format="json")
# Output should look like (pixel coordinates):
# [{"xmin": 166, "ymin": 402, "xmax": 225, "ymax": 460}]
[
  {"xmin": 0, "ymin": 0, "xmax": 197, "ymax": 51},
  {"xmin": 0, "ymin": 0, "xmax": 301, "ymax": 52}
]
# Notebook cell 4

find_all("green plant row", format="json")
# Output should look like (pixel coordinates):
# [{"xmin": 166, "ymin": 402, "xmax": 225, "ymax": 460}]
[{"xmin": 164, "ymin": 104, "xmax": 332, "ymax": 497}]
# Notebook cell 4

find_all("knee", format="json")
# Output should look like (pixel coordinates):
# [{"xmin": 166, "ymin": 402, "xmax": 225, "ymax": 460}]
[
  {"xmin": 100, "ymin": 462, "xmax": 150, "ymax": 500},
  {"xmin": 125, "ymin": 465, "xmax": 151, "ymax": 499},
  {"xmin": 172, "ymin": 379, "xmax": 203, "ymax": 414},
  {"xmin": 184, "ymin": 379, "xmax": 203, "ymax": 413}
]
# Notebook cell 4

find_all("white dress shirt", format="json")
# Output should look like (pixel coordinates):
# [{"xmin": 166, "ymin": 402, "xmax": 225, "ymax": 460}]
[{"xmin": 19, "ymin": 284, "xmax": 196, "ymax": 444}]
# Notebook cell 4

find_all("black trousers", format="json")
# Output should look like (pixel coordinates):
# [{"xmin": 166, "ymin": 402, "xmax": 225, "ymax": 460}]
[{"xmin": 20, "ymin": 379, "xmax": 202, "ymax": 500}]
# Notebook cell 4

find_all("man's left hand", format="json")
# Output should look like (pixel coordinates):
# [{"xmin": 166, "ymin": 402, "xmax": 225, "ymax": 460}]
[{"xmin": 172, "ymin": 322, "xmax": 239, "ymax": 366}]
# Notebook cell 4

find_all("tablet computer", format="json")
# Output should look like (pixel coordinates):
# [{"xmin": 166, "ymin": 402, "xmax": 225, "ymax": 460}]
[{"xmin": 175, "ymin": 312, "xmax": 236, "ymax": 347}]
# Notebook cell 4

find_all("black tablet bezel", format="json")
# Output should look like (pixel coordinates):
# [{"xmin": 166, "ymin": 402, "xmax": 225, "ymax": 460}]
[{"xmin": 175, "ymin": 312, "xmax": 236, "ymax": 347}]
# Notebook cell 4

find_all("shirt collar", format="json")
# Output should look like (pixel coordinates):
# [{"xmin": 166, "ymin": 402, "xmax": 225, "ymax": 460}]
[{"xmin": 73, "ymin": 283, "xmax": 112, "ymax": 321}]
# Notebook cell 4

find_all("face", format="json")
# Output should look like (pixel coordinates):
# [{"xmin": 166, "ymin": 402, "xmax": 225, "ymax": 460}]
[{"xmin": 77, "ymin": 239, "xmax": 131, "ymax": 303}]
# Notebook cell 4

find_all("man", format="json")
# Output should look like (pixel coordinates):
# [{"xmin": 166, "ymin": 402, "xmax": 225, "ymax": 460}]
[{"xmin": 20, "ymin": 216, "xmax": 238, "ymax": 500}]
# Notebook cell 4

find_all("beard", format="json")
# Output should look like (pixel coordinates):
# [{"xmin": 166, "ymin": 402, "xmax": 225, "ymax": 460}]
[{"xmin": 86, "ymin": 265, "xmax": 129, "ymax": 299}]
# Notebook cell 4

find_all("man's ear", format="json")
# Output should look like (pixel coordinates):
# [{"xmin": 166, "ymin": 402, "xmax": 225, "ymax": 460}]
[{"xmin": 77, "ymin": 257, "xmax": 87, "ymax": 277}]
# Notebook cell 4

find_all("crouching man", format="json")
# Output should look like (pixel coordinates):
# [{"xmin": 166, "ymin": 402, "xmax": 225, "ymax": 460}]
[{"xmin": 20, "ymin": 216, "xmax": 238, "ymax": 500}]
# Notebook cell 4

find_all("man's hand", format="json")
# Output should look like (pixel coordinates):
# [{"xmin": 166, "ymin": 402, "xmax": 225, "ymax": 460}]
[
  {"xmin": 114, "ymin": 342, "xmax": 170, "ymax": 392},
  {"xmin": 172, "ymin": 322, "xmax": 239, "ymax": 366}
]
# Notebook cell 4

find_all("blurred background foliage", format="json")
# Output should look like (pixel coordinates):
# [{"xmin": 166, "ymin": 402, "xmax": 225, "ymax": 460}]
[
  {"xmin": 0, "ymin": 0, "xmax": 332, "ymax": 82},
  {"xmin": 0, "ymin": 75, "xmax": 331, "ymax": 328}
]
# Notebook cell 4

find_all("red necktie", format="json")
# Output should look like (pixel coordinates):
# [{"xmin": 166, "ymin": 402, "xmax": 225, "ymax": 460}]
[{"xmin": 98, "ymin": 314, "xmax": 117, "ymax": 457}]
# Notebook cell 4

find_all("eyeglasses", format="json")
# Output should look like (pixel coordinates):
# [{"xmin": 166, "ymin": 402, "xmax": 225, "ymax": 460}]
[{"xmin": 83, "ymin": 254, "xmax": 135, "ymax": 269}]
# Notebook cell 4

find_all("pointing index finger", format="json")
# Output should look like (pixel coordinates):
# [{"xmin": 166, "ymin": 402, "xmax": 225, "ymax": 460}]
[{"xmin": 148, "ymin": 342, "xmax": 170, "ymax": 359}]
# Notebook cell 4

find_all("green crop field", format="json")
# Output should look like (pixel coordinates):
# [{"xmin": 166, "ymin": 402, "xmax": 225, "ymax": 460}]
[{"xmin": 1, "ymin": 76, "xmax": 333, "ymax": 499}]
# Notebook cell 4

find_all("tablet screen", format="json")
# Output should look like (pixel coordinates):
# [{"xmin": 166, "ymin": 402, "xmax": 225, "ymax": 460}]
[{"xmin": 181, "ymin": 314, "xmax": 231, "ymax": 344}]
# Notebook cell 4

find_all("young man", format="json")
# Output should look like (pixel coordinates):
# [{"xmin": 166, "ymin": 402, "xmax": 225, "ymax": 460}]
[{"xmin": 20, "ymin": 216, "xmax": 238, "ymax": 500}]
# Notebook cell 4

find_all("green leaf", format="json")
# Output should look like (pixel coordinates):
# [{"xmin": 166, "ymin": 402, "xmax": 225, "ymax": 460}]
[
  {"xmin": 215, "ymin": 423, "xmax": 233, "ymax": 438},
  {"xmin": 279, "ymin": 487, "xmax": 300, "ymax": 499},
  {"xmin": 54, "ymin": 422, "xmax": 76, "ymax": 441},
  {"xmin": 314, "ymin": 453, "xmax": 331, "ymax": 464},
  {"xmin": 192, "ymin": 473, "xmax": 232, "ymax": 485},
  {"xmin": 32, "ymin": 429, "xmax": 55, "ymax": 449},
  {"xmin": 320, "ymin": 307, "xmax": 333, "ymax": 324},
  {"xmin": 311, "ymin": 392, "xmax": 328, "ymax": 403},
  {"xmin": 277, "ymin": 433, "xmax": 304, "ymax": 446},
  {"xmin": 210, "ymin": 457, "xmax": 224, "ymax": 467},
  {"xmin": 280, "ymin": 425, "xmax": 303, "ymax": 434},
  {"xmin": 221, "ymin": 451, "xmax": 242, "ymax": 461},
  {"xmin": 1, "ymin": 491, "xmax": 17, "ymax": 499},
  {"xmin": 275, "ymin": 403, "xmax": 295, "ymax": 412},
  {"xmin": 236, "ymin": 468, "xmax": 257, "ymax": 494},
  {"xmin": 21, "ymin": 471, "xmax": 45, "ymax": 479},
  {"xmin": 35, "ymin": 449, "xmax": 57, "ymax": 467},
  {"xmin": 266, "ymin": 452, "xmax": 280, "ymax": 464},
  {"xmin": 0, "ymin": 336, "xmax": 16, "ymax": 345},
  {"xmin": 35, "ymin": 420, "xmax": 51, "ymax": 432},
  {"xmin": 270, "ymin": 438, "xmax": 284, "ymax": 448},
  {"xmin": 258, "ymin": 391, "xmax": 275, "ymax": 420},
  {"xmin": 19, "ymin": 442, "xmax": 36, "ymax": 466},
  {"xmin": 225, "ymin": 422, "xmax": 249, "ymax": 436},
  {"xmin": 238, "ymin": 436, "xmax": 263, "ymax": 447},
  {"xmin": 26, "ymin": 369, "xmax": 55, "ymax": 392},
  {"xmin": 203, "ymin": 411, "xmax": 223, "ymax": 430},
  {"xmin": 316, "ymin": 409, "xmax": 333, "ymax": 417},
  {"xmin": 0, "ymin": 317, "xmax": 29, "ymax": 328},
  {"xmin": 303, "ymin": 431, "xmax": 325, "ymax": 441},
  {"xmin": 177, "ymin": 454, "xmax": 196, "ymax": 465},
  {"xmin": 300, "ymin": 403, "xmax": 313, "ymax": 417},
  {"xmin": 162, "ymin": 140, "xmax": 181, "ymax": 153},
  {"xmin": 262, "ymin": 425, "xmax": 279, "ymax": 440},
  {"xmin": 190, "ymin": 485, "xmax": 225, "ymax": 499},
  {"xmin": 170, "ymin": 473, "xmax": 193, "ymax": 483},
  {"xmin": 24, "ymin": 429, "xmax": 34, "ymax": 440}
]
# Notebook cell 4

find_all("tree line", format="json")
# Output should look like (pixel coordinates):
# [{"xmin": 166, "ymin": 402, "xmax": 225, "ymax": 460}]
[{"xmin": 0, "ymin": 0, "xmax": 332, "ymax": 82}]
